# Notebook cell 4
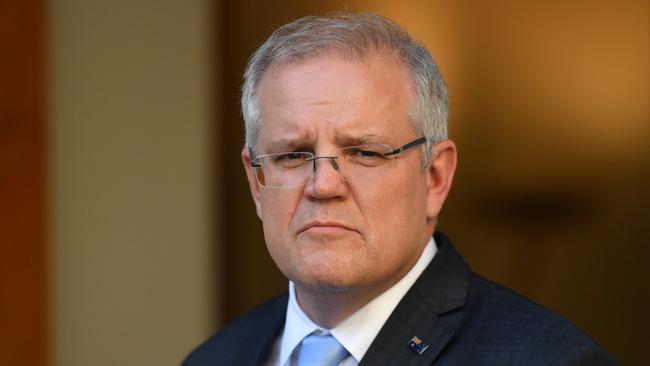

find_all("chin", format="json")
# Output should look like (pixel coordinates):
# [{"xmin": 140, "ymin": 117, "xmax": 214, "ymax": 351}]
[
  {"xmin": 292, "ymin": 258, "xmax": 360, "ymax": 293},
  {"xmin": 302, "ymin": 279, "xmax": 352, "ymax": 293},
  {"xmin": 297, "ymin": 277, "xmax": 355, "ymax": 294}
]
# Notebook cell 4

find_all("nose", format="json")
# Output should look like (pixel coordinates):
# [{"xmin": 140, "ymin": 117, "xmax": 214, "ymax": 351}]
[{"xmin": 304, "ymin": 156, "xmax": 348, "ymax": 199}]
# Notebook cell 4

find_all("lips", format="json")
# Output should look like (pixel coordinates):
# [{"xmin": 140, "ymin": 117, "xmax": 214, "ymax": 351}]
[{"xmin": 298, "ymin": 220, "xmax": 356, "ymax": 235}]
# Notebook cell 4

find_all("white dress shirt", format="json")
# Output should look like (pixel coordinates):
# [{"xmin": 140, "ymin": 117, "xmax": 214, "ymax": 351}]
[{"xmin": 265, "ymin": 237, "xmax": 437, "ymax": 366}]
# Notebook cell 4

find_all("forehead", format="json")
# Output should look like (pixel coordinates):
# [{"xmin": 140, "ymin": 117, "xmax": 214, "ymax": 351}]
[{"xmin": 254, "ymin": 51, "xmax": 416, "ymax": 150}]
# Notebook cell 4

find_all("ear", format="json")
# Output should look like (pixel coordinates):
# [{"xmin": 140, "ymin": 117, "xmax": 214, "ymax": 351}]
[
  {"xmin": 425, "ymin": 139, "xmax": 457, "ymax": 220},
  {"xmin": 241, "ymin": 148, "xmax": 263, "ymax": 219}
]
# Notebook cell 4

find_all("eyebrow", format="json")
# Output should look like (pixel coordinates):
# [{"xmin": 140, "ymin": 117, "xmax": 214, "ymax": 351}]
[
  {"xmin": 334, "ymin": 133, "xmax": 382, "ymax": 146},
  {"xmin": 261, "ymin": 136, "xmax": 311, "ymax": 154}
]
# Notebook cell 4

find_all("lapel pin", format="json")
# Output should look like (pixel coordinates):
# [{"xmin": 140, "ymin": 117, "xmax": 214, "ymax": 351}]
[{"xmin": 407, "ymin": 336, "xmax": 430, "ymax": 355}]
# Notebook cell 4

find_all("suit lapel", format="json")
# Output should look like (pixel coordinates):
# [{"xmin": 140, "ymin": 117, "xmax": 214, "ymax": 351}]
[
  {"xmin": 359, "ymin": 233, "xmax": 471, "ymax": 366},
  {"xmin": 238, "ymin": 294, "xmax": 288, "ymax": 366}
]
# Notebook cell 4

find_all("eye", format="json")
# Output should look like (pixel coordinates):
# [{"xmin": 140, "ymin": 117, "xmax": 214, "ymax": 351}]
[
  {"xmin": 356, "ymin": 149, "xmax": 383, "ymax": 158},
  {"xmin": 272, "ymin": 152, "xmax": 304, "ymax": 161},
  {"xmin": 347, "ymin": 147, "xmax": 387, "ymax": 159},
  {"xmin": 345, "ymin": 146, "xmax": 390, "ymax": 167},
  {"xmin": 270, "ymin": 152, "xmax": 308, "ymax": 169},
  {"xmin": 284, "ymin": 152, "xmax": 306, "ymax": 160}
]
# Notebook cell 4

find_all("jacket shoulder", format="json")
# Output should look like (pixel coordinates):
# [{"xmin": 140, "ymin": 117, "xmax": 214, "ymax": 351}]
[
  {"xmin": 456, "ymin": 275, "xmax": 617, "ymax": 365},
  {"xmin": 182, "ymin": 293, "xmax": 288, "ymax": 366}
]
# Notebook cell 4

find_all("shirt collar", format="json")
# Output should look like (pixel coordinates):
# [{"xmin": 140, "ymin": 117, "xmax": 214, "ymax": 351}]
[
  {"xmin": 278, "ymin": 237, "xmax": 437, "ymax": 365},
  {"xmin": 278, "ymin": 281, "xmax": 326, "ymax": 366}
]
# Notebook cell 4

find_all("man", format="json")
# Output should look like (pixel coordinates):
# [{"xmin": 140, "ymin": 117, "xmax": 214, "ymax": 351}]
[{"xmin": 184, "ymin": 12, "xmax": 616, "ymax": 365}]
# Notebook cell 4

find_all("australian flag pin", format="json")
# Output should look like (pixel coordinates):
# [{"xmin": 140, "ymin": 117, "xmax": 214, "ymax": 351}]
[{"xmin": 407, "ymin": 336, "xmax": 430, "ymax": 355}]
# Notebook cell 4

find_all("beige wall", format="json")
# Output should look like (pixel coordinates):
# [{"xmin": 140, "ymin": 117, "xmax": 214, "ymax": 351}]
[{"xmin": 48, "ymin": 1, "xmax": 218, "ymax": 365}]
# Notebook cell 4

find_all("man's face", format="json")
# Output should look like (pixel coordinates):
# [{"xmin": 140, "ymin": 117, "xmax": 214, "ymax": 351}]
[{"xmin": 242, "ymin": 51, "xmax": 444, "ymax": 298}]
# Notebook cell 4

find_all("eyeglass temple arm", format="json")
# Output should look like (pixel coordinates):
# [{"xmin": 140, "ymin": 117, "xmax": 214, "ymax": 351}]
[
  {"xmin": 384, "ymin": 137, "xmax": 427, "ymax": 156},
  {"xmin": 249, "ymin": 146, "xmax": 262, "ymax": 167}
]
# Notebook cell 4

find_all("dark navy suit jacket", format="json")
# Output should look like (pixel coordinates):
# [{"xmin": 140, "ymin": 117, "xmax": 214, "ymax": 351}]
[{"xmin": 183, "ymin": 233, "xmax": 617, "ymax": 365}]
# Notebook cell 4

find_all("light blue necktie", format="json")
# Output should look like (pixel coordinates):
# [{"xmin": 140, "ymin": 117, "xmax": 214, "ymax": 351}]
[{"xmin": 296, "ymin": 333, "xmax": 349, "ymax": 366}]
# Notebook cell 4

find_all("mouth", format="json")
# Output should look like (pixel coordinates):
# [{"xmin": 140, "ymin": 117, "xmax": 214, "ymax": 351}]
[{"xmin": 298, "ymin": 221, "xmax": 357, "ymax": 235}]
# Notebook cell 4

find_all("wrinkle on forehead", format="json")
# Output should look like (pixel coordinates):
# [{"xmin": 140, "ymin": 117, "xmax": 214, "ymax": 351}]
[
  {"xmin": 255, "ymin": 51, "xmax": 415, "ymax": 153},
  {"xmin": 259, "ymin": 51, "xmax": 407, "ymax": 105}
]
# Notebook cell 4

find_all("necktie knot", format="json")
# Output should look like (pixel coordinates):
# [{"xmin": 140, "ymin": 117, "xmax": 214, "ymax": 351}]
[{"xmin": 296, "ymin": 333, "xmax": 348, "ymax": 366}]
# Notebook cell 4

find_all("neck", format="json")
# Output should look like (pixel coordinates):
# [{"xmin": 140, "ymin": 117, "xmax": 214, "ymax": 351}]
[{"xmin": 294, "ymin": 284, "xmax": 383, "ymax": 329}]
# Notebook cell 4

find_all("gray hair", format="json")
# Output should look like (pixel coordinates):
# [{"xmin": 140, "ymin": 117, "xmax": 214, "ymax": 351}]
[{"xmin": 241, "ymin": 12, "xmax": 448, "ymax": 167}]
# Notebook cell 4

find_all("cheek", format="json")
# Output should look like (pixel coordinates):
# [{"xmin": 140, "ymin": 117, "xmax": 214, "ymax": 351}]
[
  {"xmin": 259, "ymin": 189, "xmax": 301, "ymax": 224},
  {"xmin": 357, "ymin": 172, "xmax": 428, "ymax": 244},
  {"xmin": 360, "ymin": 171, "xmax": 426, "ymax": 217},
  {"xmin": 259, "ymin": 190, "xmax": 302, "ymax": 253}
]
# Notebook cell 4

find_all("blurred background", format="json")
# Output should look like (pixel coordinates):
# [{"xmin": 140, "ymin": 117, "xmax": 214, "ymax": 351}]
[{"xmin": 0, "ymin": 0, "xmax": 647, "ymax": 365}]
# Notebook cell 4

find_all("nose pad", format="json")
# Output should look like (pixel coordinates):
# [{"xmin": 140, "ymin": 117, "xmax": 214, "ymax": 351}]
[
  {"xmin": 311, "ymin": 156, "xmax": 339, "ymax": 171},
  {"xmin": 309, "ymin": 156, "xmax": 344, "ymax": 185}
]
